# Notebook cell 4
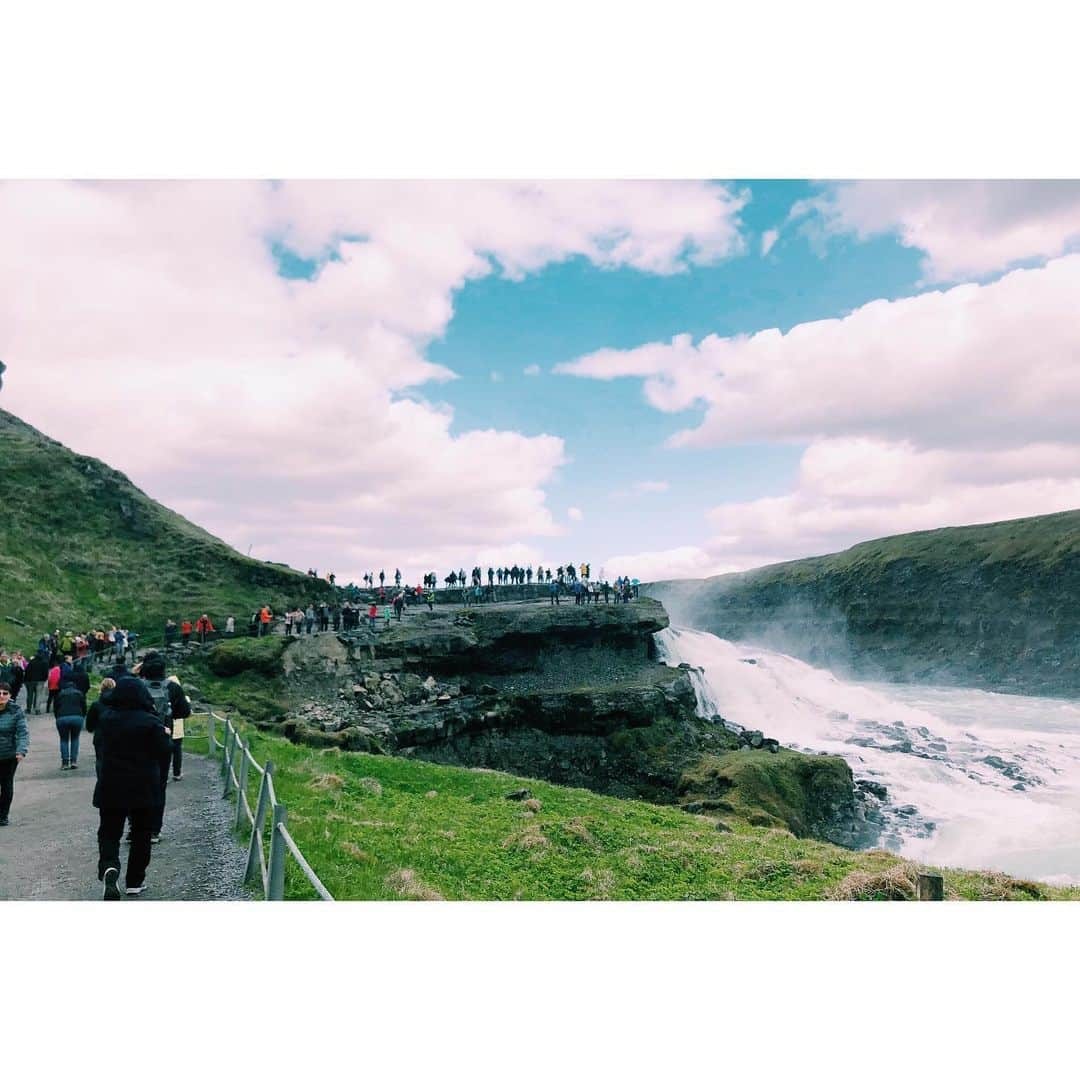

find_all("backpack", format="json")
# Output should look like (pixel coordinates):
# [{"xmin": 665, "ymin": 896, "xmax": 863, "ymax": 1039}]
[{"xmin": 143, "ymin": 678, "xmax": 172, "ymax": 722}]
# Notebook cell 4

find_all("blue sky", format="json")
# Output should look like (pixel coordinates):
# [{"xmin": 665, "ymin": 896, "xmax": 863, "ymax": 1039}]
[{"xmin": 423, "ymin": 181, "xmax": 926, "ymax": 571}]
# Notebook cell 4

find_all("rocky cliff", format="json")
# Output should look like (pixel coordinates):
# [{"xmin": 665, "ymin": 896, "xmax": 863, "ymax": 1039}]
[
  {"xmin": 183, "ymin": 599, "xmax": 881, "ymax": 847},
  {"xmin": 647, "ymin": 509, "xmax": 1080, "ymax": 697}
]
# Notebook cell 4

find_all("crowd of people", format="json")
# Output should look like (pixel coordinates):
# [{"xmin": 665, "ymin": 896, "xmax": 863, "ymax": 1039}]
[{"xmin": 0, "ymin": 631, "xmax": 190, "ymax": 898}]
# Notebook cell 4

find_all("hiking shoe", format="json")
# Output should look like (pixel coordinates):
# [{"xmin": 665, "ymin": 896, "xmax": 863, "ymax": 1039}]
[
  {"xmin": 0, "ymin": 818, "xmax": 9, "ymax": 826},
  {"xmin": 125, "ymin": 882, "xmax": 148, "ymax": 896},
  {"xmin": 103, "ymin": 867, "xmax": 122, "ymax": 901},
  {"xmin": 173, "ymin": 773, "xmax": 183, "ymax": 781},
  {"xmin": 70, "ymin": 762, "xmax": 79, "ymax": 770},
  {"xmin": 150, "ymin": 834, "xmax": 161, "ymax": 844},
  {"xmin": 61, "ymin": 763, "xmax": 70, "ymax": 770}
]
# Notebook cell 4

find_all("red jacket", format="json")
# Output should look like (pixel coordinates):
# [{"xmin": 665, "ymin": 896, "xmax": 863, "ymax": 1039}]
[{"xmin": 181, "ymin": 621, "xmax": 193, "ymax": 635}]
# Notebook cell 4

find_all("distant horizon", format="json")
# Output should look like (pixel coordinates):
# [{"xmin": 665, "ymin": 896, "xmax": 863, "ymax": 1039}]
[{"xmin": 3, "ymin": 181, "xmax": 1079, "ymax": 586}]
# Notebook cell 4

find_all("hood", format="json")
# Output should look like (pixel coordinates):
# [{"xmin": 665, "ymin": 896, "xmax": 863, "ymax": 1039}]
[{"xmin": 109, "ymin": 677, "xmax": 157, "ymax": 712}]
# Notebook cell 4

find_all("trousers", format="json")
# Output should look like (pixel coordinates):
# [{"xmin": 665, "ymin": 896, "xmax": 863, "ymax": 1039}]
[
  {"xmin": 98, "ymin": 805, "xmax": 156, "ymax": 888},
  {"xmin": 0, "ymin": 757, "xmax": 18, "ymax": 819}
]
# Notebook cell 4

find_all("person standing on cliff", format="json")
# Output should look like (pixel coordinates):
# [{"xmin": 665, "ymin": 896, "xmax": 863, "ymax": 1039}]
[{"xmin": 549, "ymin": 579, "xmax": 560, "ymax": 606}]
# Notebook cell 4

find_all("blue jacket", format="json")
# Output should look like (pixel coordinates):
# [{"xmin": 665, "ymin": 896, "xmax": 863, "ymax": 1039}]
[{"xmin": 0, "ymin": 702, "xmax": 29, "ymax": 759}]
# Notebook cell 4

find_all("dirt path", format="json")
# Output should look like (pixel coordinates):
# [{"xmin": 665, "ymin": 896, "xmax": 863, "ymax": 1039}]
[{"xmin": 0, "ymin": 702, "xmax": 250, "ymax": 901}]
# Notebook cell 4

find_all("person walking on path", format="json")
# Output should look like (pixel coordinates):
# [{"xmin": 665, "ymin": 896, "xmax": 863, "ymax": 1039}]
[
  {"xmin": 136, "ymin": 652, "xmax": 191, "ymax": 844},
  {"xmin": 549, "ymin": 579, "xmax": 560, "ymax": 606},
  {"xmin": 93, "ymin": 676, "xmax": 172, "ymax": 898},
  {"xmin": 259, "ymin": 605, "xmax": 272, "ymax": 637},
  {"xmin": 53, "ymin": 678, "xmax": 87, "ymax": 770},
  {"xmin": 0, "ymin": 681, "xmax": 29, "ymax": 826},
  {"xmin": 195, "ymin": 614, "xmax": 215, "ymax": 645},
  {"xmin": 180, "ymin": 619, "xmax": 192, "ymax": 646},
  {"xmin": 305, "ymin": 604, "xmax": 316, "ymax": 635},
  {"xmin": 25, "ymin": 651, "xmax": 48, "ymax": 714},
  {"xmin": 167, "ymin": 675, "xmax": 186, "ymax": 782},
  {"xmin": 85, "ymin": 676, "xmax": 116, "ymax": 780},
  {"xmin": 46, "ymin": 661, "xmax": 62, "ymax": 713}
]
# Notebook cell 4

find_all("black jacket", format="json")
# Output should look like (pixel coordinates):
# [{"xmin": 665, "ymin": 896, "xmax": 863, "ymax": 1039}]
[
  {"xmin": 85, "ymin": 691, "xmax": 113, "ymax": 754},
  {"xmin": 69, "ymin": 667, "xmax": 91, "ymax": 694},
  {"xmin": 53, "ymin": 684, "xmax": 87, "ymax": 719},
  {"xmin": 27, "ymin": 654, "xmax": 49, "ymax": 682},
  {"xmin": 91, "ymin": 678, "xmax": 172, "ymax": 810}
]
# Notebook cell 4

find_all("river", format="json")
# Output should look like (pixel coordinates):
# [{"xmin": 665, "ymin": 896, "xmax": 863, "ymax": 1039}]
[{"xmin": 656, "ymin": 626, "xmax": 1080, "ymax": 884}]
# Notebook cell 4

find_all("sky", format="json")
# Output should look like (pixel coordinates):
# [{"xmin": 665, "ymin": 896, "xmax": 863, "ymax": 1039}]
[{"xmin": 2, "ymin": 179, "xmax": 1080, "ymax": 585}]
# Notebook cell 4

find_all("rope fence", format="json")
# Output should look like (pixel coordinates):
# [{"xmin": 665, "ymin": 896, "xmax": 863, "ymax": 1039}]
[{"xmin": 193, "ymin": 710, "xmax": 334, "ymax": 901}]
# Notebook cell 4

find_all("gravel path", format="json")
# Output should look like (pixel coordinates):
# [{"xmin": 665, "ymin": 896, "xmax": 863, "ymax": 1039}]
[{"xmin": 0, "ymin": 701, "xmax": 251, "ymax": 901}]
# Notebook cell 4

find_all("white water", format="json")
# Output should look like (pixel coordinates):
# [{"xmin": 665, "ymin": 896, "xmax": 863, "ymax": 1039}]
[{"xmin": 657, "ymin": 626, "xmax": 1080, "ymax": 884}]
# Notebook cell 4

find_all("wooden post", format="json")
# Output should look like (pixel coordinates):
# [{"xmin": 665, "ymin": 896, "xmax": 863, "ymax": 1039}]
[
  {"xmin": 222, "ymin": 724, "xmax": 235, "ymax": 797},
  {"xmin": 235, "ymin": 739, "xmax": 250, "ymax": 829},
  {"xmin": 268, "ymin": 804, "xmax": 288, "ymax": 900},
  {"xmin": 245, "ymin": 761, "xmax": 273, "ymax": 887},
  {"xmin": 207, "ymin": 711, "xmax": 215, "ymax": 759},
  {"xmin": 917, "ymin": 873, "xmax": 944, "ymax": 900}
]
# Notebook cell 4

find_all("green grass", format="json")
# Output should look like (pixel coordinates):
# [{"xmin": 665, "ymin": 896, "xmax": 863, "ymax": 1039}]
[
  {"xmin": 186, "ymin": 715, "xmax": 1079, "ymax": 902},
  {"xmin": 0, "ymin": 408, "xmax": 331, "ymax": 654}
]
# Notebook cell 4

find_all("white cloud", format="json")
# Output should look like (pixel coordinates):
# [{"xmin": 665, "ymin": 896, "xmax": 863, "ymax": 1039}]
[
  {"xmin": 602, "ymin": 545, "xmax": 761, "ymax": 584},
  {"xmin": 490, "ymin": 370, "xmax": 503, "ymax": 382},
  {"xmin": 0, "ymin": 180, "xmax": 746, "ymax": 583},
  {"xmin": 523, "ymin": 364, "xmax": 541, "ymax": 376},
  {"xmin": 560, "ymin": 254, "xmax": 1080, "ymax": 573},
  {"xmin": 760, "ymin": 228, "xmax": 778, "ymax": 256},
  {"xmin": 558, "ymin": 255, "xmax": 1080, "ymax": 452},
  {"xmin": 794, "ymin": 180, "xmax": 1080, "ymax": 281},
  {"xmin": 567, "ymin": 507, "xmax": 584, "ymax": 521}
]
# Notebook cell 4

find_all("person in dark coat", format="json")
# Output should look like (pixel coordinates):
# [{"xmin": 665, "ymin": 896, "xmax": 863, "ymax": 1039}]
[
  {"xmin": 136, "ymin": 652, "xmax": 191, "ymax": 843},
  {"xmin": 25, "ymin": 651, "xmax": 49, "ymax": 713},
  {"xmin": 84, "ymin": 677, "xmax": 116, "ymax": 780},
  {"xmin": 93, "ymin": 677, "xmax": 172, "ymax": 898},
  {"xmin": 53, "ymin": 679, "xmax": 87, "ymax": 769},
  {"xmin": 0, "ymin": 681, "xmax": 30, "ymax": 825}
]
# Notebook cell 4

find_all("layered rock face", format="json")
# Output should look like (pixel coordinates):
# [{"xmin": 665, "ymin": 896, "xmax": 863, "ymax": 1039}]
[
  {"xmin": 648, "ymin": 510, "xmax": 1080, "ymax": 697},
  {"xmin": 231, "ymin": 598, "xmax": 878, "ymax": 847}
]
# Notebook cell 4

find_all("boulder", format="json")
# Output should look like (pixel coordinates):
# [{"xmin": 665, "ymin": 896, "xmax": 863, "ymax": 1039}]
[
  {"xmin": 505, "ymin": 788, "xmax": 532, "ymax": 801},
  {"xmin": 856, "ymin": 779, "xmax": 888, "ymax": 800}
]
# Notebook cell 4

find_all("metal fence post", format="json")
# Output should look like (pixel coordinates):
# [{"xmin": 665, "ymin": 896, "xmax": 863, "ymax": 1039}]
[
  {"xmin": 268, "ymin": 804, "xmax": 288, "ymax": 900},
  {"xmin": 234, "ymin": 738, "xmax": 250, "ymax": 829},
  {"xmin": 207, "ymin": 711, "xmax": 215, "ymax": 759},
  {"xmin": 245, "ymin": 761, "xmax": 273, "ymax": 886}
]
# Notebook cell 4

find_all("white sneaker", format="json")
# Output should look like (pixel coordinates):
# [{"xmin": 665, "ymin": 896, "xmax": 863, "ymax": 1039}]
[{"xmin": 125, "ymin": 882, "xmax": 149, "ymax": 896}]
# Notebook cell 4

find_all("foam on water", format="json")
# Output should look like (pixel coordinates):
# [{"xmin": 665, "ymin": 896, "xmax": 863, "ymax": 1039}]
[{"xmin": 657, "ymin": 626, "xmax": 1080, "ymax": 883}]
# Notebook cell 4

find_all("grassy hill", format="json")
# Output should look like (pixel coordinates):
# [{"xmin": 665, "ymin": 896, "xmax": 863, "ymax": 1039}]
[
  {"xmin": 647, "ymin": 510, "xmax": 1080, "ymax": 695},
  {"xmin": 0, "ymin": 407, "xmax": 329, "ymax": 651},
  {"xmin": 179, "ymin": 714, "xmax": 1075, "ymax": 901}
]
